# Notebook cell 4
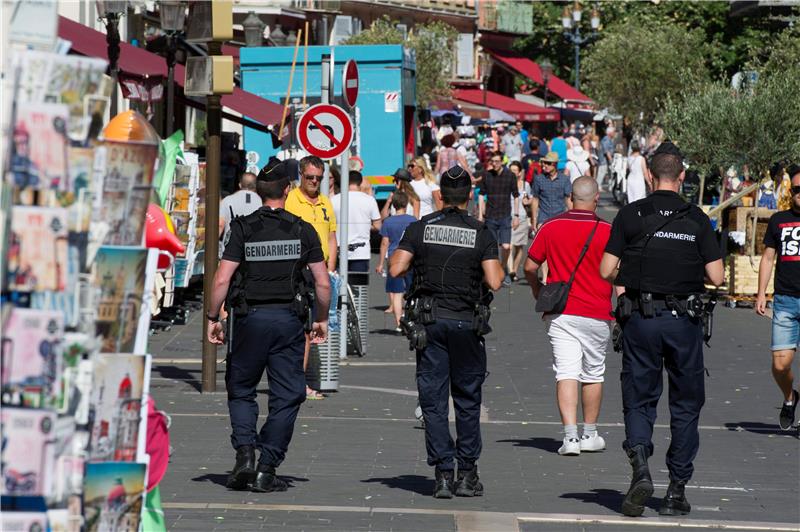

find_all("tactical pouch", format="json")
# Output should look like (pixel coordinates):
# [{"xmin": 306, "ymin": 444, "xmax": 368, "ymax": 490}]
[
  {"xmin": 639, "ymin": 292, "xmax": 654, "ymax": 318},
  {"xmin": 472, "ymin": 304, "xmax": 492, "ymax": 336},
  {"xmin": 228, "ymin": 268, "xmax": 249, "ymax": 317},
  {"xmin": 615, "ymin": 296, "xmax": 633, "ymax": 322},
  {"xmin": 419, "ymin": 297, "xmax": 436, "ymax": 325}
]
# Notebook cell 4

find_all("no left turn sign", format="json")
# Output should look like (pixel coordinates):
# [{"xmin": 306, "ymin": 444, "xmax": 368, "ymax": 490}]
[{"xmin": 296, "ymin": 103, "xmax": 354, "ymax": 160}]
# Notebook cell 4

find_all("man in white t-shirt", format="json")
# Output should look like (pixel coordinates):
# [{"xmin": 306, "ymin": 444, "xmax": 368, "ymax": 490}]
[
  {"xmin": 331, "ymin": 171, "xmax": 382, "ymax": 275},
  {"xmin": 218, "ymin": 172, "xmax": 260, "ymax": 258}
]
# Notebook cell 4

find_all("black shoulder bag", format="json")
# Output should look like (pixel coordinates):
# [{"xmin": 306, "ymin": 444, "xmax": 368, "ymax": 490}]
[{"xmin": 535, "ymin": 219, "xmax": 600, "ymax": 314}]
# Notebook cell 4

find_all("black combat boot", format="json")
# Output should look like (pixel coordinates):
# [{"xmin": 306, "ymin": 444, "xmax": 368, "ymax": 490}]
[
  {"xmin": 621, "ymin": 444, "xmax": 654, "ymax": 517},
  {"xmin": 226, "ymin": 445, "xmax": 256, "ymax": 490},
  {"xmin": 659, "ymin": 479, "xmax": 691, "ymax": 516},
  {"xmin": 433, "ymin": 469, "xmax": 454, "ymax": 499},
  {"xmin": 250, "ymin": 463, "xmax": 288, "ymax": 493},
  {"xmin": 455, "ymin": 465, "xmax": 484, "ymax": 497}
]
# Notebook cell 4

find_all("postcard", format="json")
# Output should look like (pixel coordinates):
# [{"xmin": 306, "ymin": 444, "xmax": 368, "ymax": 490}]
[
  {"xmin": 83, "ymin": 462, "xmax": 146, "ymax": 532},
  {"xmin": 0, "ymin": 408, "xmax": 56, "ymax": 497},
  {"xmin": 7, "ymin": 206, "xmax": 69, "ymax": 292}
]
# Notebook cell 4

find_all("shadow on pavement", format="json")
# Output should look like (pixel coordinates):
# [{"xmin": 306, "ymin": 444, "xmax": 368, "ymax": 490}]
[
  {"xmin": 191, "ymin": 473, "xmax": 309, "ymax": 488},
  {"xmin": 370, "ymin": 328, "xmax": 403, "ymax": 336},
  {"xmin": 361, "ymin": 474, "xmax": 431, "ymax": 496},
  {"xmin": 560, "ymin": 488, "xmax": 660, "ymax": 514},
  {"xmin": 496, "ymin": 437, "xmax": 562, "ymax": 453},
  {"xmin": 724, "ymin": 422, "xmax": 799, "ymax": 436},
  {"xmin": 152, "ymin": 364, "xmax": 203, "ymax": 393}
]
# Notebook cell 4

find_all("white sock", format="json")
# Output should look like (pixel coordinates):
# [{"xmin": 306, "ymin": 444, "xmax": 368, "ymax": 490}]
[
  {"xmin": 564, "ymin": 424, "xmax": 578, "ymax": 440},
  {"xmin": 583, "ymin": 423, "xmax": 597, "ymax": 438}
]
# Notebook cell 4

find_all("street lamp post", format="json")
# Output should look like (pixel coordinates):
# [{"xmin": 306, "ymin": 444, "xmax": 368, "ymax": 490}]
[
  {"xmin": 540, "ymin": 57, "xmax": 553, "ymax": 107},
  {"xmin": 159, "ymin": 0, "xmax": 187, "ymax": 137},
  {"xmin": 97, "ymin": 0, "xmax": 128, "ymax": 117},
  {"xmin": 561, "ymin": 2, "xmax": 600, "ymax": 91}
]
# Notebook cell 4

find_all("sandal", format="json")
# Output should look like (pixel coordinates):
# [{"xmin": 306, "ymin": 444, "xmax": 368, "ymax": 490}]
[{"xmin": 306, "ymin": 386, "xmax": 324, "ymax": 400}]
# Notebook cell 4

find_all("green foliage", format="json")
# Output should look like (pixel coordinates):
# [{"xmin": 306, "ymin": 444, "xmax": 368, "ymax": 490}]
[
  {"xmin": 747, "ymin": 26, "xmax": 800, "ymax": 79},
  {"xmin": 514, "ymin": 1, "xmax": 798, "ymax": 103},
  {"xmin": 343, "ymin": 16, "xmax": 457, "ymax": 107},
  {"xmin": 581, "ymin": 19, "xmax": 709, "ymax": 124},
  {"xmin": 659, "ymin": 68, "xmax": 800, "ymax": 179}
]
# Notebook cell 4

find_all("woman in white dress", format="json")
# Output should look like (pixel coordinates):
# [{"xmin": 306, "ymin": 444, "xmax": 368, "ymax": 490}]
[
  {"xmin": 408, "ymin": 156, "xmax": 442, "ymax": 218},
  {"xmin": 626, "ymin": 140, "xmax": 648, "ymax": 204}
]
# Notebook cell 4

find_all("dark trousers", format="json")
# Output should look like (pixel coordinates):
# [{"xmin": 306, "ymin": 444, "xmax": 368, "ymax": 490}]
[
  {"xmin": 416, "ymin": 318, "xmax": 487, "ymax": 471},
  {"xmin": 226, "ymin": 307, "xmax": 306, "ymax": 468},
  {"xmin": 621, "ymin": 310, "xmax": 705, "ymax": 481}
]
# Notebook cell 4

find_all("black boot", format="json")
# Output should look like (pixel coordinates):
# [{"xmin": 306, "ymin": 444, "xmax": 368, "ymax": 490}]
[
  {"xmin": 251, "ymin": 463, "xmax": 288, "ymax": 493},
  {"xmin": 659, "ymin": 479, "xmax": 691, "ymax": 516},
  {"xmin": 433, "ymin": 469, "xmax": 454, "ymax": 499},
  {"xmin": 621, "ymin": 444, "xmax": 654, "ymax": 517},
  {"xmin": 455, "ymin": 466, "xmax": 483, "ymax": 497},
  {"xmin": 226, "ymin": 445, "xmax": 256, "ymax": 490}
]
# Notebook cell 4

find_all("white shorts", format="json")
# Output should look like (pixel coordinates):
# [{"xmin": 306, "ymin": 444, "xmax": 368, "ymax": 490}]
[{"xmin": 544, "ymin": 314, "xmax": 610, "ymax": 383}]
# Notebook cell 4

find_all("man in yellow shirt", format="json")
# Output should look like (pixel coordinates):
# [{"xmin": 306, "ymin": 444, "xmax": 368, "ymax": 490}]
[
  {"xmin": 285, "ymin": 155, "xmax": 338, "ymax": 399},
  {"xmin": 285, "ymin": 156, "xmax": 338, "ymax": 271}
]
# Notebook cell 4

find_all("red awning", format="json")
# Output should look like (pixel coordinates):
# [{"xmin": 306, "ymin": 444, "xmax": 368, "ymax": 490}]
[
  {"xmin": 57, "ymin": 16, "xmax": 284, "ymax": 130},
  {"xmin": 487, "ymin": 48, "xmax": 593, "ymax": 109},
  {"xmin": 452, "ymin": 88, "xmax": 559, "ymax": 122}
]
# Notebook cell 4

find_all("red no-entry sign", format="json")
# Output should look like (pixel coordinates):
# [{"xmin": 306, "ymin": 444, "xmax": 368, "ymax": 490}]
[
  {"xmin": 342, "ymin": 59, "xmax": 359, "ymax": 109},
  {"xmin": 296, "ymin": 103, "xmax": 354, "ymax": 160}
]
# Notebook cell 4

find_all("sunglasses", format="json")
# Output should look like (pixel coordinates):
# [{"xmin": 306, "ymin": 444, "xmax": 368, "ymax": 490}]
[
  {"xmin": 303, "ymin": 174, "xmax": 323, "ymax": 182},
  {"xmin": 792, "ymin": 185, "xmax": 800, "ymax": 195},
  {"xmin": 407, "ymin": 163, "xmax": 416, "ymax": 168},
  {"xmin": 542, "ymin": 161, "xmax": 555, "ymax": 166}
]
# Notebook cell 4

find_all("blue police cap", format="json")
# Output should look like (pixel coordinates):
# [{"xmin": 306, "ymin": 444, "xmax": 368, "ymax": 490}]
[
  {"xmin": 440, "ymin": 165, "xmax": 471, "ymax": 189},
  {"xmin": 258, "ymin": 157, "xmax": 287, "ymax": 182}
]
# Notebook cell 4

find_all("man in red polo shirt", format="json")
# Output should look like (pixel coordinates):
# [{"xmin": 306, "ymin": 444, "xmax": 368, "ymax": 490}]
[{"xmin": 524, "ymin": 176, "xmax": 614, "ymax": 456}]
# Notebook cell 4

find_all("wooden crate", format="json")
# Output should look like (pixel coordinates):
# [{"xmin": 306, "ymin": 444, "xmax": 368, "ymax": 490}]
[
  {"xmin": 726, "ymin": 207, "xmax": 775, "ymax": 255},
  {"xmin": 728, "ymin": 255, "xmax": 774, "ymax": 295}
]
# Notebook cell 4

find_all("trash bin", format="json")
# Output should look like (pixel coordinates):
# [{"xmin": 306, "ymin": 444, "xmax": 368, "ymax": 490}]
[{"xmin": 308, "ymin": 329, "xmax": 340, "ymax": 392}]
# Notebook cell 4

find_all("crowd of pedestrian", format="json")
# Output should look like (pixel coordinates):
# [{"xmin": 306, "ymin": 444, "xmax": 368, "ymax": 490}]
[{"xmin": 209, "ymin": 120, "xmax": 799, "ymax": 520}]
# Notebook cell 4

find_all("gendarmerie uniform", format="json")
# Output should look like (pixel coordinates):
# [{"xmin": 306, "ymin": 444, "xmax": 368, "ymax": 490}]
[
  {"xmin": 222, "ymin": 161, "xmax": 324, "ymax": 491},
  {"xmin": 396, "ymin": 166, "xmax": 498, "ymax": 497},
  {"xmin": 604, "ymin": 142, "xmax": 721, "ymax": 517}
]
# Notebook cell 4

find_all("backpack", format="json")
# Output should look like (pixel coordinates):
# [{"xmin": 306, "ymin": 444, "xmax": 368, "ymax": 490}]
[{"xmin": 525, "ymin": 158, "xmax": 542, "ymax": 183}]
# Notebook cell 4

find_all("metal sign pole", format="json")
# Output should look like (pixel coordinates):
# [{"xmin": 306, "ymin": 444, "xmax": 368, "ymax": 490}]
[
  {"xmin": 320, "ymin": 54, "xmax": 331, "ymax": 195},
  {"xmin": 338, "ymin": 150, "xmax": 349, "ymax": 360}
]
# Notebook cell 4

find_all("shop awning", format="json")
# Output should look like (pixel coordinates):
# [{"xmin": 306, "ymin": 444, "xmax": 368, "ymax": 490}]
[
  {"xmin": 57, "ymin": 16, "xmax": 284, "ymax": 131},
  {"xmin": 487, "ymin": 48, "xmax": 594, "ymax": 109},
  {"xmin": 452, "ymin": 88, "xmax": 559, "ymax": 122}
]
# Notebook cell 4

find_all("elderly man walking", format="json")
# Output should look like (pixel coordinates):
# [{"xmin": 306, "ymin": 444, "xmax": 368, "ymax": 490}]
[{"xmin": 524, "ymin": 177, "xmax": 613, "ymax": 455}]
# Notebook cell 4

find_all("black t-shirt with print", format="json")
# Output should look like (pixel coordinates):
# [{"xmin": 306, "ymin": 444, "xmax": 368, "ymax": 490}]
[{"xmin": 763, "ymin": 209, "xmax": 800, "ymax": 297}]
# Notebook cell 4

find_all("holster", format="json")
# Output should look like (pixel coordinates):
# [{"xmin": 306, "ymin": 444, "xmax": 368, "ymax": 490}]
[
  {"xmin": 471, "ymin": 286, "xmax": 494, "ymax": 336},
  {"xmin": 615, "ymin": 295, "xmax": 633, "ymax": 323},
  {"xmin": 227, "ymin": 268, "xmax": 249, "ymax": 317},
  {"xmin": 639, "ymin": 292, "xmax": 654, "ymax": 318},
  {"xmin": 293, "ymin": 268, "xmax": 315, "ymax": 333}
]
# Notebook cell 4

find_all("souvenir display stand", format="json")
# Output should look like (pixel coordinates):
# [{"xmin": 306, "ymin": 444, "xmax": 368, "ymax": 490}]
[{"xmin": 2, "ymin": 43, "xmax": 163, "ymax": 529}]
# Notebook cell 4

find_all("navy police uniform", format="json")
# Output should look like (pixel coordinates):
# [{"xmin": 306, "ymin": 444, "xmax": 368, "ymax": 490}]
[
  {"xmin": 221, "ymin": 160, "xmax": 324, "ymax": 491},
  {"xmin": 604, "ymin": 142, "xmax": 721, "ymax": 516},
  {"xmin": 396, "ymin": 166, "xmax": 498, "ymax": 497}
]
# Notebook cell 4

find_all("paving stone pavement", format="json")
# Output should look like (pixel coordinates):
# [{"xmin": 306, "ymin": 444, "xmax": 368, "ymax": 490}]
[{"xmin": 150, "ymin": 199, "xmax": 799, "ymax": 532}]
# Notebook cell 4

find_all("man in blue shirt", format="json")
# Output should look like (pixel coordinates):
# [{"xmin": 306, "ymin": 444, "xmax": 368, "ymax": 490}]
[
  {"xmin": 549, "ymin": 129, "xmax": 569, "ymax": 172},
  {"xmin": 531, "ymin": 151, "xmax": 573, "ymax": 231}
]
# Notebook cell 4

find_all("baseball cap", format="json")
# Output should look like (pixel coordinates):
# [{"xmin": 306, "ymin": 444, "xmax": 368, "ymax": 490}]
[
  {"xmin": 392, "ymin": 168, "xmax": 412, "ymax": 182},
  {"xmin": 440, "ymin": 165, "xmax": 471, "ymax": 189}
]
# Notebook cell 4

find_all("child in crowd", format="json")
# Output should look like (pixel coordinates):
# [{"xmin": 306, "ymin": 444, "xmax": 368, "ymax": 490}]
[{"xmin": 376, "ymin": 191, "xmax": 416, "ymax": 331}]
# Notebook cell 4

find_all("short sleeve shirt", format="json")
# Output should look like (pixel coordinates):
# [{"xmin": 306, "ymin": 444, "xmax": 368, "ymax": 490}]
[
  {"xmin": 330, "ymin": 191, "xmax": 381, "ymax": 261},
  {"xmin": 381, "ymin": 213, "xmax": 417, "ymax": 255},
  {"xmin": 528, "ymin": 210, "xmax": 613, "ymax": 320},
  {"xmin": 222, "ymin": 208, "xmax": 324, "ymax": 266},
  {"xmin": 532, "ymin": 172, "xmax": 572, "ymax": 224},
  {"xmin": 219, "ymin": 190, "xmax": 261, "ymax": 257},
  {"xmin": 285, "ymin": 187, "xmax": 337, "ymax": 261},
  {"xmin": 763, "ymin": 209, "xmax": 800, "ymax": 297}
]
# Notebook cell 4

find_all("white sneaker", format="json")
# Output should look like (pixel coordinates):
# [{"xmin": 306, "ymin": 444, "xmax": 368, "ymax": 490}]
[
  {"xmin": 558, "ymin": 437, "xmax": 581, "ymax": 456},
  {"xmin": 579, "ymin": 433, "xmax": 606, "ymax": 452}
]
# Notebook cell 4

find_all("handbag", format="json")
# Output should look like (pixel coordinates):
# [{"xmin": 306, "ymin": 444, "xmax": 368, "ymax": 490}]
[{"xmin": 535, "ymin": 219, "xmax": 600, "ymax": 314}]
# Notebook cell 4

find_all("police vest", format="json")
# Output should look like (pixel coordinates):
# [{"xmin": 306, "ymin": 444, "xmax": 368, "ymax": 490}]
[
  {"xmin": 616, "ymin": 200, "xmax": 705, "ymax": 295},
  {"xmin": 412, "ymin": 207, "xmax": 488, "ymax": 315},
  {"xmin": 232, "ymin": 208, "xmax": 307, "ymax": 303}
]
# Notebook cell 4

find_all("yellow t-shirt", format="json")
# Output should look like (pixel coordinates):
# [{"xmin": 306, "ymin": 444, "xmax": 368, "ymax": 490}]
[{"xmin": 285, "ymin": 188, "xmax": 337, "ymax": 261}]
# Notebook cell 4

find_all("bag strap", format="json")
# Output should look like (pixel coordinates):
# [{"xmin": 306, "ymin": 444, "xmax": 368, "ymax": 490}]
[{"xmin": 566, "ymin": 218, "xmax": 601, "ymax": 288}]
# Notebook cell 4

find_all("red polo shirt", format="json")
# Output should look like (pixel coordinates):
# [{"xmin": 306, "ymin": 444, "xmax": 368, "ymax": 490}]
[{"xmin": 528, "ymin": 209, "xmax": 613, "ymax": 321}]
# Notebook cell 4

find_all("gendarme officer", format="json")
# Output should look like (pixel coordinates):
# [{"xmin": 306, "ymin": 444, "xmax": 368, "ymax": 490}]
[
  {"xmin": 389, "ymin": 166, "xmax": 503, "ymax": 499},
  {"xmin": 599, "ymin": 142, "xmax": 723, "ymax": 517},
  {"xmin": 207, "ymin": 160, "xmax": 331, "ymax": 493}
]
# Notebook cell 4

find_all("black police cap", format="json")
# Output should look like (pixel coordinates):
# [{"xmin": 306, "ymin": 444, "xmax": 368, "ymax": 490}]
[
  {"xmin": 653, "ymin": 141, "xmax": 684, "ymax": 161},
  {"xmin": 440, "ymin": 165, "xmax": 471, "ymax": 189},
  {"xmin": 258, "ymin": 157, "xmax": 287, "ymax": 182}
]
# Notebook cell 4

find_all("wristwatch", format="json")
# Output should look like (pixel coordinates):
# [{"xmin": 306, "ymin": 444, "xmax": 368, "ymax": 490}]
[{"xmin": 206, "ymin": 313, "xmax": 220, "ymax": 323}]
